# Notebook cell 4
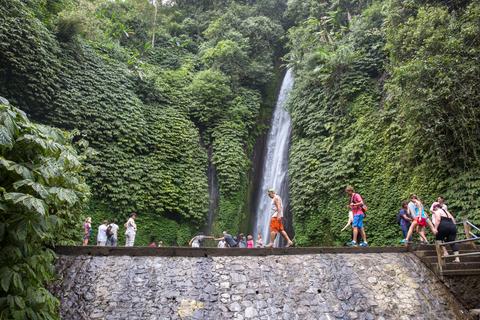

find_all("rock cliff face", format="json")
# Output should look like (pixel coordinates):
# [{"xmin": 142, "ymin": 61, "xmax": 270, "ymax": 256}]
[{"xmin": 53, "ymin": 253, "xmax": 467, "ymax": 319}]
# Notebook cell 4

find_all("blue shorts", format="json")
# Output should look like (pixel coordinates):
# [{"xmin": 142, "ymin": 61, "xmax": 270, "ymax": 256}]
[{"xmin": 352, "ymin": 214, "xmax": 364, "ymax": 228}]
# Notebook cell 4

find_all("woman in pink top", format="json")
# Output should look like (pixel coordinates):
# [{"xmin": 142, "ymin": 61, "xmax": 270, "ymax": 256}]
[
  {"xmin": 247, "ymin": 235, "xmax": 254, "ymax": 248},
  {"xmin": 83, "ymin": 217, "xmax": 92, "ymax": 246}
]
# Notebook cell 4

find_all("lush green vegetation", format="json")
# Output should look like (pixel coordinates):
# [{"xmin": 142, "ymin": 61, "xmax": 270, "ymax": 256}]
[
  {"xmin": 286, "ymin": 0, "xmax": 480, "ymax": 246},
  {"xmin": 0, "ymin": 100, "xmax": 89, "ymax": 319},
  {"xmin": 0, "ymin": 0, "xmax": 286, "ymax": 247}
]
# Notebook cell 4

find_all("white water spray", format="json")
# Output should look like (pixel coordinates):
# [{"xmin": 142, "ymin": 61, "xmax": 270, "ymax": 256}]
[{"xmin": 254, "ymin": 69, "xmax": 294, "ymax": 244}]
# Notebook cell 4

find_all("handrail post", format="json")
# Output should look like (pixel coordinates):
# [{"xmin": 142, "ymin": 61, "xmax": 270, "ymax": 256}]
[
  {"xmin": 463, "ymin": 219, "xmax": 475, "ymax": 248},
  {"xmin": 435, "ymin": 240, "xmax": 445, "ymax": 275}
]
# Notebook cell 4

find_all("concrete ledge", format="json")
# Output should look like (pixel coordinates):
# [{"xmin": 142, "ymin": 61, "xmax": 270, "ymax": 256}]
[{"xmin": 54, "ymin": 245, "xmax": 410, "ymax": 257}]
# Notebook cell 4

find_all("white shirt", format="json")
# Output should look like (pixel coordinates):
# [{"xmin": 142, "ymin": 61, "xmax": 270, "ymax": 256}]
[
  {"xmin": 407, "ymin": 201, "xmax": 418, "ymax": 218},
  {"xmin": 109, "ymin": 223, "xmax": 119, "ymax": 237},
  {"xmin": 126, "ymin": 218, "xmax": 137, "ymax": 234},
  {"xmin": 97, "ymin": 224, "xmax": 108, "ymax": 242}
]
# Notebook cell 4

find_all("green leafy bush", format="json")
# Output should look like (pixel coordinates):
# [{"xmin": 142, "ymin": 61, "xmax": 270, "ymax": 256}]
[{"xmin": 0, "ymin": 101, "xmax": 89, "ymax": 319}]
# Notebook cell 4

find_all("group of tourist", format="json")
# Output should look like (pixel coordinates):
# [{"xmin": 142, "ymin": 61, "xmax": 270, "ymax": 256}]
[
  {"xmin": 81, "ymin": 186, "xmax": 460, "ymax": 260},
  {"xmin": 189, "ymin": 189, "xmax": 294, "ymax": 248},
  {"xmin": 397, "ymin": 194, "xmax": 460, "ymax": 261},
  {"xmin": 343, "ymin": 186, "xmax": 460, "ymax": 260},
  {"xmin": 189, "ymin": 232, "xmax": 259, "ymax": 248},
  {"xmin": 82, "ymin": 212, "xmax": 137, "ymax": 247}
]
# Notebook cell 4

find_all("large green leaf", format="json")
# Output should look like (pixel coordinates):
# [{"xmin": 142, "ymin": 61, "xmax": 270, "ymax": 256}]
[
  {"xmin": 13, "ymin": 179, "xmax": 49, "ymax": 199},
  {"xmin": 0, "ymin": 267, "xmax": 13, "ymax": 292},
  {"xmin": 48, "ymin": 187, "xmax": 78, "ymax": 205},
  {"xmin": 0, "ymin": 126, "xmax": 13, "ymax": 147},
  {"xmin": 0, "ymin": 158, "xmax": 33, "ymax": 179},
  {"xmin": 3, "ymin": 192, "xmax": 46, "ymax": 215}
]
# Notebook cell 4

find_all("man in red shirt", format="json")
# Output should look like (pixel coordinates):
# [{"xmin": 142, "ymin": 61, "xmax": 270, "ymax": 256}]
[{"xmin": 345, "ymin": 186, "xmax": 368, "ymax": 247}]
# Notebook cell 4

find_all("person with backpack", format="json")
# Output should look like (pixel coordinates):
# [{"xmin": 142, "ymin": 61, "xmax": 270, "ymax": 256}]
[
  {"xmin": 106, "ymin": 220, "xmax": 119, "ymax": 247},
  {"xmin": 345, "ymin": 186, "xmax": 368, "ymax": 247},
  {"xmin": 397, "ymin": 201, "xmax": 413, "ymax": 241}
]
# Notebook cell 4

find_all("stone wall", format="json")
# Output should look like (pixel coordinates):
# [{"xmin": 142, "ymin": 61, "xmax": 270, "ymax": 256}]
[{"xmin": 53, "ymin": 253, "xmax": 469, "ymax": 319}]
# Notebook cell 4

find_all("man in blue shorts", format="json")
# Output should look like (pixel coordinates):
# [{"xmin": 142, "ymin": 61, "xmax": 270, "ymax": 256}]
[{"xmin": 345, "ymin": 186, "xmax": 368, "ymax": 247}]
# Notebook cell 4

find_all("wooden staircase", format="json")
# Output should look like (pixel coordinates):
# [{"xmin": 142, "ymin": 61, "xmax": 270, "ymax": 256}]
[{"xmin": 414, "ymin": 243, "xmax": 480, "ymax": 276}]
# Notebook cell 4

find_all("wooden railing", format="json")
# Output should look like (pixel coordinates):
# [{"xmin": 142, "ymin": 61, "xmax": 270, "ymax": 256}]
[{"xmin": 434, "ymin": 219, "xmax": 480, "ymax": 274}]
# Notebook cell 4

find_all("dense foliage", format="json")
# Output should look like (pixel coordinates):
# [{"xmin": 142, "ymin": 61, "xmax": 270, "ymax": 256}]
[
  {"xmin": 286, "ymin": 0, "xmax": 480, "ymax": 246},
  {"xmin": 0, "ymin": 0, "xmax": 285, "ymax": 244},
  {"xmin": 0, "ymin": 100, "xmax": 89, "ymax": 319},
  {"xmin": 1, "ymin": 0, "xmax": 478, "ymax": 252}
]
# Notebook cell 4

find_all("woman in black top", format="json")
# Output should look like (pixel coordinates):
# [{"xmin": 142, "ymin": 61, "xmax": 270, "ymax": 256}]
[{"xmin": 432, "ymin": 203, "xmax": 460, "ymax": 262}]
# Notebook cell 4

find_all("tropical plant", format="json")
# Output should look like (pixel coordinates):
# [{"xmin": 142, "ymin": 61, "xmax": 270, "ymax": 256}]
[{"xmin": 0, "ymin": 100, "xmax": 89, "ymax": 319}]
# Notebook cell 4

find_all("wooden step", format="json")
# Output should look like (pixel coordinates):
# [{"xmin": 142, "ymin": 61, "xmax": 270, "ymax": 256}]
[
  {"xmin": 440, "ymin": 268, "xmax": 480, "ymax": 276},
  {"xmin": 420, "ymin": 255, "xmax": 480, "ymax": 263},
  {"xmin": 413, "ymin": 243, "xmax": 478, "ymax": 251},
  {"xmin": 442, "ymin": 262, "xmax": 480, "ymax": 270},
  {"xmin": 414, "ymin": 249, "xmax": 480, "ymax": 257},
  {"xmin": 427, "ymin": 262, "xmax": 480, "ymax": 275}
]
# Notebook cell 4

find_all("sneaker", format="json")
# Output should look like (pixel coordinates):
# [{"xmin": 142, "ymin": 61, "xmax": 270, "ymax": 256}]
[
  {"xmin": 359, "ymin": 242, "xmax": 368, "ymax": 247},
  {"xmin": 347, "ymin": 241, "xmax": 358, "ymax": 247}
]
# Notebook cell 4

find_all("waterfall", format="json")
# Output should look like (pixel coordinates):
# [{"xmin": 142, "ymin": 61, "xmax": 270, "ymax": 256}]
[
  {"xmin": 205, "ymin": 148, "xmax": 219, "ymax": 234},
  {"xmin": 253, "ymin": 69, "xmax": 294, "ymax": 244}
]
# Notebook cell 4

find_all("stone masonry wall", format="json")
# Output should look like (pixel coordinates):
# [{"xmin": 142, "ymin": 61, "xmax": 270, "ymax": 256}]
[{"xmin": 52, "ymin": 253, "xmax": 469, "ymax": 320}]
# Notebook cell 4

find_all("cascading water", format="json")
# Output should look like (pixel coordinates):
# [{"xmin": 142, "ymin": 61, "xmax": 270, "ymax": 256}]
[
  {"xmin": 253, "ymin": 69, "xmax": 294, "ymax": 244},
  {"xmin": 205, "ymin": 148, "xmax": 219, "ymax": 234}
]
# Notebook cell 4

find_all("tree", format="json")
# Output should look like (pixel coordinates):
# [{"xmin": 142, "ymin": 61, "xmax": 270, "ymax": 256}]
[{"xmin": 189, "ymin": 69, "xmax": 233, "ymax": 129}]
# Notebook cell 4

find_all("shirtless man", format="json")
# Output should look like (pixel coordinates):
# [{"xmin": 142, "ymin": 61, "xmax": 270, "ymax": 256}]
[{"xmin": 266, "ymin": 189, "xmax": 293, "ymax": 248}]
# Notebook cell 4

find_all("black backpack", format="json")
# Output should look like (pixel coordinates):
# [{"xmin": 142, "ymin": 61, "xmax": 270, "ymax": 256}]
[
  {"xmin": 396, "ymin": 212, "xmax": 401, "ymax": 225},
  {"xmin": 106, "ymin": 225, "xmax": 113, "ymax": 237}
]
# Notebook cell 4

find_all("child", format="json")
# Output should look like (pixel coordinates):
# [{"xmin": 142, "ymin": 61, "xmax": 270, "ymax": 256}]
[
  {"xmin": 148, "ymin": 236, "xmax": 157, "ymax": 247},
  {"xmin": 256, "ymin": 234, "xmax": 264, "ymax": 248},
  {"xmin": 341, "ymin": 211, "xmax": 363, "ymax": 245},
  {"xmin": 341, "ymin": 211, "xmax": 354, "ymax": 232},
  {"xmin": 247, "ymin": 235, "xmax": 254, "ymax": 248}
]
